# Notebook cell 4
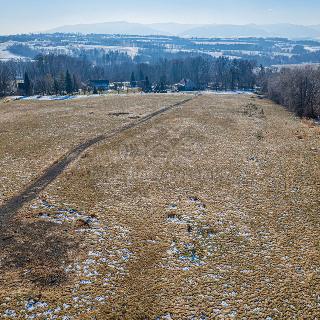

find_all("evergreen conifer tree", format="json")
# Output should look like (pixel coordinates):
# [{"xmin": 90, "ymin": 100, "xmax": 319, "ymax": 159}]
[
  {"xmin": 65, "ymin": 70, "xmax": 73, "ymax": 94},
  {"xmin": 144, "ymin": 76, "xmax": 151, "ymax": 92},
  {"xmin": 130, "ymin": 72, "xmax": 136, "ymax": 88},
  {"xmin": 24, "ymin": 72, "xmax": 31, "ymax": 96}
]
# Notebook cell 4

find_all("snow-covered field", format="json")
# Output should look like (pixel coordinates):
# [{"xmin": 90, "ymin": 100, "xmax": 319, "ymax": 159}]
[
  {"xmin": 73, "ymin": 45, "xmax": 139, "ymax": 58},
  {"xmin": 3, "ymin": 91, "xmax": 254, "ymax": 102},
  {"xmin": 0, "ymin": 42, "xmax": 21, "ymax": 60},
  {"xmin": 4, "ymin": 95, "xmax": 105, "ymax": 102},
  {"xmin": 1, "ymin": 34, "xmax": 319, "ymax": 65},
  {"xmin": 305, "ymin": 46, "xmax": 320, "ymax": 52}
]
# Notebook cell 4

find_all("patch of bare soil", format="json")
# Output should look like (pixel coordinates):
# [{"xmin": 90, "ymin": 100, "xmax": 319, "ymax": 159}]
[{"xmin": 0, "ymin": 218, "xmax": 78, "ymax": 287}]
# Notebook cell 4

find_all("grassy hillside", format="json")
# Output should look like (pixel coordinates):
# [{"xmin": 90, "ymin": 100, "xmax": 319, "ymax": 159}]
[{"xmin": 0, "ymin": 94, "xmax": 319, "ymax": 319}]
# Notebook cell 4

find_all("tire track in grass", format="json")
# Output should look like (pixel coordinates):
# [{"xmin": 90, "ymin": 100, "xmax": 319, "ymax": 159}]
[{"xmin": 0, "ymin": 96, "xmax": 196, "ymax": 226}]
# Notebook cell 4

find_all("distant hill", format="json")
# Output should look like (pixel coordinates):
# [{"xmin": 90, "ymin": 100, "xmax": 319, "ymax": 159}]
[
  {"xmin": 180, "ymin": 24, "xmax": 320, "ymax": 38},
  {"xmin": 261, "ymin": 24, "xmax": 320, "ymax": 39},
  {"xmin": 147, "ymin": 23, "xmax": 201, "ymax": 36},
  {"xmin": 180, "ymin": 24, "xmax": 269, "ymax": 38},
  {"xmin": 311, "ymin": 25, "xmax": 320, "ymax": 34},
  {"xmin": 47, "ymin": 22, "xmax": 320, "ymax": 39},
  {"xmin": 48, "ymin": 21, "xmax": 164, "ymax": 36}
]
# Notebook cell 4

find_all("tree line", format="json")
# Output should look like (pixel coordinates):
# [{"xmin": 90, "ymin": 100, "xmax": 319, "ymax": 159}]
[
  {"xmin": 1, "ymin": 51, "xmax": 319, "ymax": 119},
  {"xmin": 240, "ymin": 50, "xmax": 320, "ymax": 67},
  {"xmin": 0, "ymin": 53, "xmax": 256, "ymax": 96},
  {"xmin": 258, "ymin": 66, "xmax": 320, "ymax": 118}
]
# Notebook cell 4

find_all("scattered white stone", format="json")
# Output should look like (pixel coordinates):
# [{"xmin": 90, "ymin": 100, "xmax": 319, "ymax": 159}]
[
  {"xmin": 221, "ymin": 301, "xmax": 229, "ymax": 308},
  {"xmin": 4, "ymin": 309, "xmax": 16, "ymax": 317},
  {"xmin": 25, "ymin": 300, "xmax": 48, "ymax": 312},
  {"xmin": 95, "ymin": 296, "xmax": 106, "ymax": 302}
]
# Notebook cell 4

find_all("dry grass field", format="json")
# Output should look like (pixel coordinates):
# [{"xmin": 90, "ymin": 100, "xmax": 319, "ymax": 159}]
[{"xmin": 0, "ymin": 93, "xmax": 319, "ymax": 319}]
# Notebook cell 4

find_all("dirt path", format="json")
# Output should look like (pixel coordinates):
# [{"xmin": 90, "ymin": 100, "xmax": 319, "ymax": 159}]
[{"xmin": 0, "ymin": 96, "xmax": 195, "ymax": 227}]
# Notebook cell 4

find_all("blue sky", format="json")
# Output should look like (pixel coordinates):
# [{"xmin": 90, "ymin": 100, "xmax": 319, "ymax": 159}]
[{"xmin": 1, "ymin": 0, "xmax": 320, "ymax": 34}]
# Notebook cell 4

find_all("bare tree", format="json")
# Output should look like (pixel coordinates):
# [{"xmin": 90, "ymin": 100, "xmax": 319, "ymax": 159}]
[
  {"xmin": 265, "ymin": 67, "xmax": 320, "ymax": 118},
  {"xmin": 0, "ymin": 62, "xmax": 14, "ymax": 97}
]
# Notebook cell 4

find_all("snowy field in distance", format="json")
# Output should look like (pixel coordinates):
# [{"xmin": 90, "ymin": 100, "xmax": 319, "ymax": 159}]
[{"xmin": 0, "ymin": 42, "xmax": 21, "ymax": 60}]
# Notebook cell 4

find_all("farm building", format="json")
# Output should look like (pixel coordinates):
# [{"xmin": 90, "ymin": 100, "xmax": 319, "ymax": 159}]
[
  {"xmin": 15, "ymin": 76, "xmax": 24, "ymax": 91},
  {"xmin": 89, "ymin": 80, "xmax": 110, "ymax": 91},
  {"xmin": 174, "ymin": 79, "xmax": 198, "ymax": 91}
]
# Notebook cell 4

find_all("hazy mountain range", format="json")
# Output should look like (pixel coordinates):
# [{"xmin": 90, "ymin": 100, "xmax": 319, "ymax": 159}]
[{"xmin": 48, "ymin": 21, "xmax": 320, "ymax": 39}]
